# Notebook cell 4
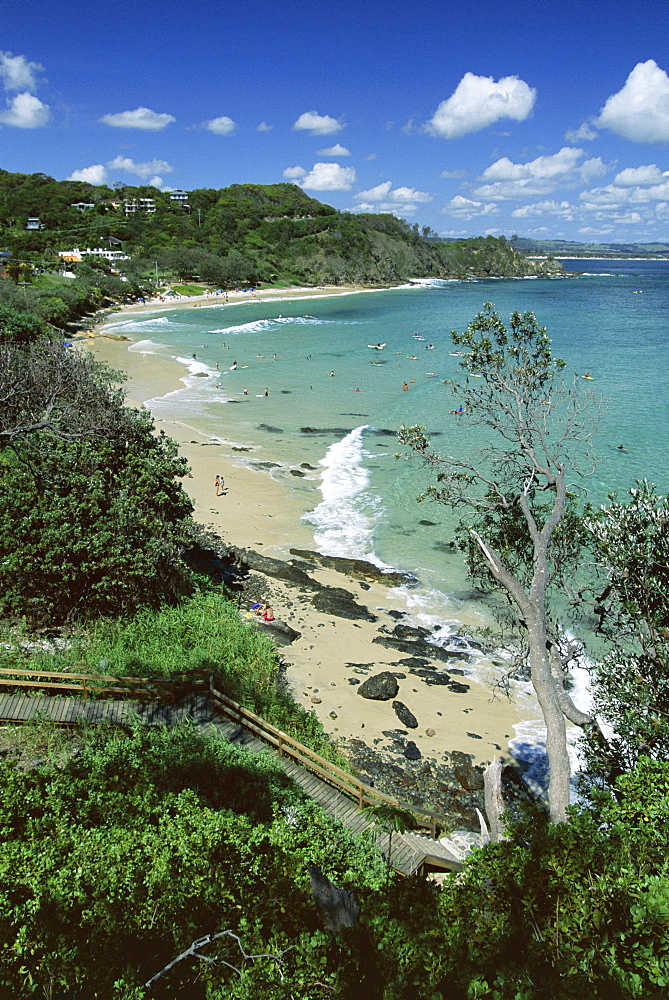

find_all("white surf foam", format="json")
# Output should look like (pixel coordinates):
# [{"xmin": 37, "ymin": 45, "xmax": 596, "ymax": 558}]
[
  {"xmin": 303, "ymin": 426, "xmax": 389, "ymax": 566},
  {"xmin": 127, "ymin": 339, "xmax": 167, "ymax": 354},
  {"xmin": 208, "ymin": 315, "xmax": 333, "ymax": 336}
]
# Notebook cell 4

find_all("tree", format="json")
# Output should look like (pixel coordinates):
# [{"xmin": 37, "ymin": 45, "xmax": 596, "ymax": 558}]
[
  {"xmin": 399, "ymin": 303, "xmax": 601, "ymax": 823},
  {"xmin": 584, "ymin": 480, "xmax": 669, "ymax": 777}
]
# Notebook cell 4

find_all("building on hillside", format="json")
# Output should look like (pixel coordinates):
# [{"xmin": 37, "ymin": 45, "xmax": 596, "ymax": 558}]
[
  {"xmin": 26, "ymin": 217, "xmax": 43, "ymax": 230},
  {"xmin": 71, "ymin": 202, "xmax": 95, "ymax": 211},
  {"xmin": 170, "ymin": 189, "xmax": 190, "ymax": 208},
  {"xmin": 124, "ymin": 197, "xmax": 156, "ymax": 215},
  {"xmin": 58, "ymin": 247, "xmax": 130, "ymax": 262}
]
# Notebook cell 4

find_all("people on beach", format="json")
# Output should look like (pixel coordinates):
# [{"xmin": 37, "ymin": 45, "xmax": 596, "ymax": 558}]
[
  {"xmin": 264, "ymin": 387, "xmax": 269, "ymax": 396},
  {"xmin": 214, "ymin": 475, "xmax": 221, "ymax": 496},
  {"xmin": 262, "ymin": 604, "xmax": 275, "ymax": 621},
  {"xmin": 402, "ymin": 381, "xmax": 409, "ymax": 391},
  {"xmin": 243, "ymin": 387, "xmax": 248, "ymax": 395},
  {"xmin": 230, "ymin": 361, "xmax": 238, "ymax": 370}
]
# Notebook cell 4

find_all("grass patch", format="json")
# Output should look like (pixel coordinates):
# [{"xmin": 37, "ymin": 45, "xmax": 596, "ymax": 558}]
[
  {"xmin": 170, "ymin": 283, "xmax": 207, "ymax": 296},
  {"xmin": 2, "ymin": 592, "xmax": 348, "ymax": 766}
]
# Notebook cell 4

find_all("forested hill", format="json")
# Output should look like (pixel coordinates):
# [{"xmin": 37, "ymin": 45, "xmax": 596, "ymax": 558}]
[{"xmin": 0, "ymin": 170, "xmax": 563, "ymax": 285}]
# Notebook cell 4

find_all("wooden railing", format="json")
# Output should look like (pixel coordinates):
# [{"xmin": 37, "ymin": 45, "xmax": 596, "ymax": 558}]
[
  {"xmin": 0, "ymin": 667, "xmax": 209, "ymax": 702},
  {"xmin": 0, "ymin": 667, "xmax": 447, "ymax": 837},
  {"xmin": 209, "ymin": 685, "xmax": 447, "ymax": 837}
]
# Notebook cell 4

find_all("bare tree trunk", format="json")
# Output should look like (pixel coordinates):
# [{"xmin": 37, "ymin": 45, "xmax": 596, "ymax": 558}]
[
  {"xmin": 527, "ymin": 602, "xmax": 570, "ymax": 824},
  {"xmin": 483, "ymin": 756, "xmax": 508, "ymax": 842}
]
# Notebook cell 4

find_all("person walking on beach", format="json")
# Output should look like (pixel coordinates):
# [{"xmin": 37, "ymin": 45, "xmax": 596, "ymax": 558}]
[{"xmin": 214, "ymin": 475, "xmax": 221, "ymax": 496}]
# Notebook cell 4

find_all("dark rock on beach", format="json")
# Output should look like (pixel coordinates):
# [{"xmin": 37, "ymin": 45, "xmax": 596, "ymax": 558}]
[
  {"xmin": 234, "ymin": 548, "xmax": 316, "ymax": 588},
  {"xmin": 357, "ymin": 671, "xmax": 399, "ymax": 701},
  {"xmin": 373, "ymin": 634, "xmax": 465, "ymax": 664},
  {"xmin": 310, "ymin": 587, "xmax": 377, "ymax": 622},
  {"xmin": 392, "ymin": 701, "xmax": 418, "ymax": 729},
  {"xmin": 257, "ymin": 423, "xmax": 284, "ymax": 433},
  {"xmin": 254, "ymin": 619, "xmax": 302, "ymax": 646},
  {"xmin": 403, "ymin": 741, "xmax": 422, "ymax": 760},
  {"xmin": 372, "ymin": 623, "xmax": 474, "ymax": 665},
  {"xmin": 289, "ymin": 469, "xmax": 306, "ymax": 477}
]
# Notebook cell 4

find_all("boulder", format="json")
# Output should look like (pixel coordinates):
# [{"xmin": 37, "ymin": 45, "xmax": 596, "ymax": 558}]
[
  {"xmin": 452, "ymin": 751, "xmax": 485, "ymax": 792},
  {"xmin": 357, "ymin": 671, "xmax": 399, "ymax": 701}
]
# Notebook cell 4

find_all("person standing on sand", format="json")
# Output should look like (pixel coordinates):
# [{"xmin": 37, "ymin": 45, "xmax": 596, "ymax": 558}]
[{"xmin": 214, "ymin": 475, "xmax": 221, "ymax": 496}]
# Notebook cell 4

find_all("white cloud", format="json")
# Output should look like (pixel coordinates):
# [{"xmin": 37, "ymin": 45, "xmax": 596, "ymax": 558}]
[
  {"xmin": 203, "ymin": 115, "xmax": 236, "ymax": 135},
  {"xmin": 100, "ymin": 107, "xmax": 175, "ymax": 130},
  {"xmin": 67, "ymin": 164, "xmax": 107, "ymax": 185},
  {"xmin": 297, "ymin": 162, "xmax": 356, "ymax": 190},
  {"xmin": 292, "ymin": 110, "xmax": 343, "ymax": 135},
  {"xmin": 0, "ymin": 51, "xmax": 43, "ymax": 92},
  {"xmin": 596, "ymin": 60, "xmax": 669, "ymax": 143},
  {"xmin": 355, "ymin": 181, "xmax": 432, "ymax": 204},
  {"xmin": 0, "ymin": 92, "xmax": 50, "ymax": 128},
  {"xmin": 257, "ymin": 121, "xmax": 273, "ymax": 131},
  {"xmin": 613, "ymin": 164, "xmax": 668, "ymax": 186},
  {"xmin": 565, "ymin": 122, "xmax": 598, "ymax": 143},
  {"xmin": 317, "ymin": 143, "xmax": 351, "ymax": 156},
  {"xmin": 149, "ymin": 176, "xmax": 164, "ymax": 188},
  {"xmin": 472, "ymin": 146, "xmax": 609, "ymax": 200},
  {"xmin": 426, "ymin": 72, "xmax": 536, "ymax": 139},
  {"xmin": 107, "ymin": 156, "xmax": 174, "ymax": 179},
  {"xmin": 439, "ymin": 169, "xmax": 466, "ymax": 179},
  {"xmin": 283, "ymin": 165, "xmax": 306, "ymax": 179},
  {"xmin": 580, "ymin": 156, "xmax": 609, "ymax": 184},
  {"xmin": 511, "ymin": 200, "xmax": 574, "ymax": 219},
  {"xmin": 442, "ymin": 195, "xmax": 499, "ymax": 219}
]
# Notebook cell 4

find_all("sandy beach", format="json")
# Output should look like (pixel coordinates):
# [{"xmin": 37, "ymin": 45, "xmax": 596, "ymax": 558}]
[{"xmin": 87, "ymin": 288, "xmax": 525, "ymax": 785}]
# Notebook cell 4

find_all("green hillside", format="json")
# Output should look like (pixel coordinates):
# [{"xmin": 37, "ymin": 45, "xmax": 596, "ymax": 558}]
[{"xmin": 0, "ymin": 170, "xmax": 563, "ymax": 294}]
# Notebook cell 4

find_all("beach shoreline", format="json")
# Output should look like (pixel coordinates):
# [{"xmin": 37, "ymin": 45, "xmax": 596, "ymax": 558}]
[{"xmin": 86, "ymin": 290, "xmax": 527, "ymax": 806}]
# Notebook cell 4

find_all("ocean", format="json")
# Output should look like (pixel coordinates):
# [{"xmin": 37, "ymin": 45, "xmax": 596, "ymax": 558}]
[{"xmin": 102, "ymin": 259, "xmax": 669, "ymax": 774}]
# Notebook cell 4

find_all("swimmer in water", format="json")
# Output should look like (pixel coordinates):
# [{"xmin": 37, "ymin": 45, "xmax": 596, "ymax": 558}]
[
  {"xmin": 402, "ymin": 381, "xmax": 409, "ymax": 391},
  {"xmin": 328, "ymin": 371, "xmax": 335, "ymax": 377}
]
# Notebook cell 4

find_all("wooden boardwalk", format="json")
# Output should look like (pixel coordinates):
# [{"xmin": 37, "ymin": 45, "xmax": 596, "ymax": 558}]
[{"xmin": 0, "ymin": 690, "xmax": 463, "ymax": 876}]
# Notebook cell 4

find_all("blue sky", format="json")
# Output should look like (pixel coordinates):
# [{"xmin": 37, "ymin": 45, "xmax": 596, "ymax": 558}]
[{"xmin": 2, "ymin": 0, "xmax": 669, "ymax": 243}]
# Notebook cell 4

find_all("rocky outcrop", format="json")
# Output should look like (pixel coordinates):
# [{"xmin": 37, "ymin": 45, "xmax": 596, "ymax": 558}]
[
  {"xmin": 233, "ymin": 548, "xmax": 317, "ymax": 588},
  {"xmin": 253, "ymin": 619, "xmax": 301, "ymax": 646},
  {"xmin": 289, "ymin": 548, "xmax": 417, "ymax": 587}
]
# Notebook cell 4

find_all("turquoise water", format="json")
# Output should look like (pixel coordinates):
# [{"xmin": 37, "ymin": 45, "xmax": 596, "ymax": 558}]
[{"xmin": 102, "ymin": 260, "xmax": 669, "ymax": 767}]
